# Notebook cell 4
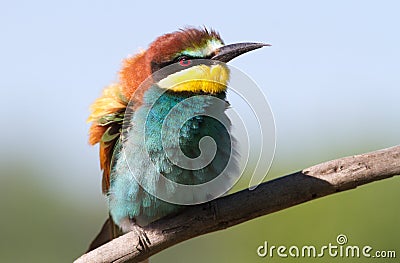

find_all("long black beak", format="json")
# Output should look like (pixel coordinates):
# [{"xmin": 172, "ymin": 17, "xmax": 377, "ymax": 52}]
[{"xmin": 211, "ymin": 42, "xmax": 270, "ymax": 63}]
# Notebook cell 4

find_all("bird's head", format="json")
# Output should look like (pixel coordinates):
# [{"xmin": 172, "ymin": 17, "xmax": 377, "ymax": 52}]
[{"xmin": 119, "ymin": 27, "xmax": 269, "ymax": 98}]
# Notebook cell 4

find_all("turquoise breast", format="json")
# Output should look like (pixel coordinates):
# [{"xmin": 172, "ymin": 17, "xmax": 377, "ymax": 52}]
[{"xmin": 108, "ymin": 85, "xmax": 237, "ymax": 227}]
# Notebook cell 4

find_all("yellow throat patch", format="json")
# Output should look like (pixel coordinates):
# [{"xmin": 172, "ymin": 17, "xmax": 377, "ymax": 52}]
[{"xmin": 157, "ymin": 64, "xmax": 230, "ymax": 94}]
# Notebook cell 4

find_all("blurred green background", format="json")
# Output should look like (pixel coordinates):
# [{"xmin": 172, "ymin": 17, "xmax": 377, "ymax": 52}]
[{"xmin": 1, "ymin": 1, "xmax": 399, "ymax": 262}]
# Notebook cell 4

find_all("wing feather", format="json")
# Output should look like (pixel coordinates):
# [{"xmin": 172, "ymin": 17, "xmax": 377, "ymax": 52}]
[{"xmin": 88, "ymin": 84, "xmax": 127, "ymax": 193}]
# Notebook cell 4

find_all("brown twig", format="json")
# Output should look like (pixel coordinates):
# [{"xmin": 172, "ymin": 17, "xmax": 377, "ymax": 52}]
[{"xmin": 74, "ymin": 145, "xmax": 400, "ymax": 263}]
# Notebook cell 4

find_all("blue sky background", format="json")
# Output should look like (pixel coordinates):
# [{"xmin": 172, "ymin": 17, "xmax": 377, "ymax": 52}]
[{"xmin": 1, "ymin": 1, "xmax": 399, "ymax": 262}]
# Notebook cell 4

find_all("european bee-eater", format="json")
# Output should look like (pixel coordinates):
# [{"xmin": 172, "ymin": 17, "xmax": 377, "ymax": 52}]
[{"xmin": 87, "ymin": 27, "xmax": 268, "ymax": 251}]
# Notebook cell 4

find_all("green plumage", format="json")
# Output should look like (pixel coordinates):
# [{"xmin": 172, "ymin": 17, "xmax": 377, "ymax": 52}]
[{"xmin": 108, "ymin": 85, "xmax": 236, "ymax": 226}]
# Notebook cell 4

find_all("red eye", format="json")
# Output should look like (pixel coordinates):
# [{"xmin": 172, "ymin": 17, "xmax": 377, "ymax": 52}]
[{"xmin": 179, "ymin": 57, "xmax": 191, "ymax": 67}]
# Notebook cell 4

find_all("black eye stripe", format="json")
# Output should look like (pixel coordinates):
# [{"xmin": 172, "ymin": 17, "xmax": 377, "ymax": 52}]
[
  {"xmin": 150, "ymin": 54, "xmax": 213, "ymax": 73},
  {"xmin": 174, "ymin": 54, "xmax": 213, "ymax": 62},
  {"xmin": 174, "ymin": 55, "xmax": 190, "ymax": 63}
]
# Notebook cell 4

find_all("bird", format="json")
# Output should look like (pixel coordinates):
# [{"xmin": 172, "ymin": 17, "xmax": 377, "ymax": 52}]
[{"xmin": 87, "ymin": 27, "xmax": 268, "ymax": 253}]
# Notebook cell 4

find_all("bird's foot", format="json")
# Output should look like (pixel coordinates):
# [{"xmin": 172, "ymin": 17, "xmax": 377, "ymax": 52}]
[
  {"xmin": 120, "ymin": 218, "xmax": 151, "ymax": 252},
  {"xmin": 133, "ymin": 224, "xmax": 151, "ymax": 252}
]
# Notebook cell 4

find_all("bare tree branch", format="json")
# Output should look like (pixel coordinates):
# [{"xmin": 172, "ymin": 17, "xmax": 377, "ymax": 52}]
[{"xmin": 75, "ymin": 145, "xmax": 400, "ymax": 263}]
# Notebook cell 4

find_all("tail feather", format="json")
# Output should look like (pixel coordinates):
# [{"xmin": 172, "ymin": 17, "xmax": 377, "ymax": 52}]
[{"xmin": 87, "ymin": 216, "xmax": 122, "ymax": 252}]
